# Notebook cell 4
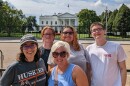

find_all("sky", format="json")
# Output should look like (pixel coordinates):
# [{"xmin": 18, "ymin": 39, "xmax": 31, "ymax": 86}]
[{"xmin": 3, "ymin": 0, "xmax": 130, "ymax": 24}]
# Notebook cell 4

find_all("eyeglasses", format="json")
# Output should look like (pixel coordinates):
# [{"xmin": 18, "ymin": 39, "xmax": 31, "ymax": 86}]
[
  {"xmin": 22, "ymin": 44, "xmax": 36, "ymax": 50},
  {"xmin": 91, "ymin": 28, "xmax": 103, "ymax": 33},
  {"xmin": 62, "ymin": 32, "xmax": 74, "ymax": 35},
  {"xmin": 52, "ymin": 51, "xmax": 67, "ymax": 58}
]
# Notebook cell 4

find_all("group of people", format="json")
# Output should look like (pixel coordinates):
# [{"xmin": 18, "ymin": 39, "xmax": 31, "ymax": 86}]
[{"xmin": 0, "ymin": 22, "xmax": 127, "ymax": 86}]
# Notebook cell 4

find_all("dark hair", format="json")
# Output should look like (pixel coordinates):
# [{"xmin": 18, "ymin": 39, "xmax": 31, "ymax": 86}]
[{"xmin": 17, "ymin": 44, "xmax": 40, "ymax": 62}]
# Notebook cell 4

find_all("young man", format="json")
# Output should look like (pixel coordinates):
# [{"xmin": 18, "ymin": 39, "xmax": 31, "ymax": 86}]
[{"xmin": 86, "ymin": 22, "xmax": 127, "ymax": 86}]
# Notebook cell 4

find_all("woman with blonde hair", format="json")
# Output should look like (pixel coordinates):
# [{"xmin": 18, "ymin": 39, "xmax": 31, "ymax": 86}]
[
  {"xmin": 48, "ymin": 26, "xmax": 91, "ymax": 84},
  {"xmin": 48, "ymin": 41, "xmax": 89, "ymax": 86}
]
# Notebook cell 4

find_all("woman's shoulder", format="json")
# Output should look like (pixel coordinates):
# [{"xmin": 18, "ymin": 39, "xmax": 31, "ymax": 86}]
[
  {"xmin": 73, "ymin": 65, "xmax": 82, "ymax": 72},
  {"xmin": 8, "ymin": 61, "xmax": 19, "ymax": 67},
  {"xmin": 72, "ymin": 65, "xmax": 84, "ymax": 80},
  {"xmin": 5, "ymin": 61, "xmax": 20, "ymax": 72},
  {"xmin": 38, "ymin": 58, "xmax": 45, "ymax": 65}
]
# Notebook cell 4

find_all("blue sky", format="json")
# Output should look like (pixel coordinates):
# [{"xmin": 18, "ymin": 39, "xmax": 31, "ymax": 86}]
[{"xmin": 3, "ymin": 0, "xmax": 130, "ymax": 23}]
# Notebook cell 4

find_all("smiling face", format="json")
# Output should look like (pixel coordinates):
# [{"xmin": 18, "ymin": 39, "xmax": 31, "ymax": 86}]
[
  {"xmin": 91, "ymin": 25, "xmax": 106, "ymax": 40},
  {"xmin": 53, "ymin": 46, "xmax": 68, "ymax": 66},
  {"xmin": 42, "ymin": 28, "xmax": 55, "ymax": 43},
  {"xmin": 61, "ymin": 28, "xmax": 74, "ymax": 44},
  {"xmin": 21, "ymin": 41, "xmax": 37, "ymax": 62}
]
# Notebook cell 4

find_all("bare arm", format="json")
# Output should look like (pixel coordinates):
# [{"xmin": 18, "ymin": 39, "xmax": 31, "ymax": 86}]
[
  {"xmin": 118, "ymin": 60, "xmax": 127, "ymax": 86},
  {"xmin": 72, "ymin": 66, "xmax": 89, "ymax": 86},
  {"xmin": 48, "ymin": 64, "xmax": 54, "ymax": 76}
]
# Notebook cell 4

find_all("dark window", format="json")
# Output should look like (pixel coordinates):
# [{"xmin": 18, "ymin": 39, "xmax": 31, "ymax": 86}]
[
  {"xmin": 46, "ymin": 21, "xmax": 48, "ymax": 24},
  {"xmin": 55, "ymin": 21, "xmax": 57, "ymax": 25}
]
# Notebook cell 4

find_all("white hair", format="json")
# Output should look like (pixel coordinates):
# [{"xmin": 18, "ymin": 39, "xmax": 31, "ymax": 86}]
[{"xmin": 48, "ymin": 41, "xmax": 70, "ymax": 65}]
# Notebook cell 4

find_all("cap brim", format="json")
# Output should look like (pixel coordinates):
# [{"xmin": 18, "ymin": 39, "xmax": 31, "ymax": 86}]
[{"xmin": 20, "ymin": 40, "xmax": 37, "ymax": 46}]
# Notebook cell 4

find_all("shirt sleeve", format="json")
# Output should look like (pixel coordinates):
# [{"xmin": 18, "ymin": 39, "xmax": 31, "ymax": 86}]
[
  {"xmin": 39, "ymin": 58, "xmax": 47, "ymax": 71},
  {"xmin": 117, "ymin": 44, "xmax": 127, "ymax": 62},
  {"xmin": 0, "ymin": 65, "xmax": 16, "ymax": 86}
]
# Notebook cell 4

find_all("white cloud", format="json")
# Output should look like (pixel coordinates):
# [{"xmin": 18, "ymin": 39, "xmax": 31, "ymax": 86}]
[{"xmin": 3, "ymin": 0, "xmax": 130, "ymax": 24}]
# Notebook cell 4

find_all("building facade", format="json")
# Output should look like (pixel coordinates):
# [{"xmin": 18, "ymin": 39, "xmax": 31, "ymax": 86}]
[{"xmin": 39, "ymin": 12, "xmax": 78, "ymax": 33}]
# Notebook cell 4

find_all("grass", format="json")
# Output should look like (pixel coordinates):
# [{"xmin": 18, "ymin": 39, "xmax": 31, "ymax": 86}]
[{"xmin": 1, "ymin": 32, "xmax": 130, "ymax": 40}]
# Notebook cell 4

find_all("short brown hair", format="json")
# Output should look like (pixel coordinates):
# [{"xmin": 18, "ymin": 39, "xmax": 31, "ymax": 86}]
[
  {"xmin": 41, "ymin": 26, "xmax": 55, "ymax": 37},
  {"xmin": 90, "ymin": 22, "xmax": 105, "ymax": 31}
]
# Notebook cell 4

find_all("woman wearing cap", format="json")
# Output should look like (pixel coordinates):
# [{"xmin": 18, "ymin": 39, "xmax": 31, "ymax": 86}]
[
  {"xmin": 0, "ymin": 34, "xmax": 47, "ymax": 86},
  {"xmin": 48, "ymin": 41, "xmax": 89, "ymax": 86}
]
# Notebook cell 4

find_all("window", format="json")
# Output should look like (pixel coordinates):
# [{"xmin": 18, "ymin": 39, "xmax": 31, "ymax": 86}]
[
  {"xmin": 46, "ymin": 21, "xmax": 48, "ymax": 24},
  {"xmin": 62, "ymin": 21, "xmax": 63, "ymax": 25},
  {"xmin": 42, "ymin": 21, "xmax": 44, "ymax": 24},
  {"xmin": 55, "ymin": 21, "xmax": 57, "ymax": 25},
  {"xmin": 51, "ymin": 21, "xmax": 53, "ymax": 25}
]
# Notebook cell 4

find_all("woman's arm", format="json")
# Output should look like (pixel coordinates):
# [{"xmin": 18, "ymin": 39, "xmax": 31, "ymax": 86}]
[
  {"xmin": 48, "ymin": 64, "xmax": 54, "ymax": 76},
  {"xmin": 72, "ymin": 66, "xmax": 89, "ymax": 86},
  {"xmin": 0, "ymin": 65, "xmax": 15, "ymax": 86}
]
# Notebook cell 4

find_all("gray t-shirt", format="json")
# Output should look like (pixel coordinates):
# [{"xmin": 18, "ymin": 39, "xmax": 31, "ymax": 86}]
[
  {"xmin": 68, "ymin": 44, "xmax": 89, "ymax": 73},
  {"xmin": 0, "ymin": 58, "xmax": 46, "ymax": 86}
]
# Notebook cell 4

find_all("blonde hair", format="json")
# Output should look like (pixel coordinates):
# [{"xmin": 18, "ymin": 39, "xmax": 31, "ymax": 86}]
[
  {"xmin": 60, "ymin": 26, "xmax": 80, "ymax": 51},
  {"xmin": 41, "ymin": 26, "xmax": 55, "ymax": 37},
  {"xmin": 48, "ymin": 41, "xmax": 70, "ymax": 64}
]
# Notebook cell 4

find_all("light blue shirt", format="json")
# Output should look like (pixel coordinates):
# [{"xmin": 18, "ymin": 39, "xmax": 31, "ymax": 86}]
[{"xmin": 48, "ymin": 64, "xmax": 76, "ymax": 86}]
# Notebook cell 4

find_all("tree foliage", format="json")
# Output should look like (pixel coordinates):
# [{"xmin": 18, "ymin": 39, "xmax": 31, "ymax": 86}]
[
  {"xmin": 0, "ymin": 1, "xmax": 38, "ymax": 36},
  {"xmin": 77, "ymin": 9, "xmax": 100, "ymax": 37},
  {"xmin": 113, "ymin": 4, "xmax": 130, "ymax": 37},
  {"xmin": 99, "ymin": 10, "xmax": 112, "ymax": 30},
  {"xmin": 107, "ymin": 9, "xmax": 118, "ymax": 31}
]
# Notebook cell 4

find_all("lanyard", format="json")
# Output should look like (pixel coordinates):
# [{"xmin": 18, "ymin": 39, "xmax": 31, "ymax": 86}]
[{"xmin": 54, "ymin": 66, "xmax": 58, "ymax": 86}]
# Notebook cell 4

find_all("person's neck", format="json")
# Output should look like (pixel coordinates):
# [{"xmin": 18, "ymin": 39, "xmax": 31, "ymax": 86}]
[
  {"xmin": 25, "ymin": 57, "xmax": 34, "ymax": 62},
  {"xmin": 43, "ymin": 42, "xmax": 53, "ymax": 49},
  {"xmin": 96, "ymin": 38, "xmax": 107, "ymax": 46},
  {"xmin": 57, "ymin": 63, "xmax": 69, "ymax": 74}
]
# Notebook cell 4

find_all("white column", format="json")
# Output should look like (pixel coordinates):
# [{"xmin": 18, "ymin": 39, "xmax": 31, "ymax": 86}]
[
  {"xmin": 69, "ymin": 19, "xmax": 71, "ymax": 26},
  {"xmin": 63, "ymin": 19, "xmax": 65, "ymax": 26},
  {"xmin": 75, "ymin": 18, "xmax": 78, "ymax": 26}
]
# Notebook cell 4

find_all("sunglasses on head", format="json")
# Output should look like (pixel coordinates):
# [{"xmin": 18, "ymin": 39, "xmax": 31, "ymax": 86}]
[
  {"xmin": 52, "ymin": 51, "xmax": 67, "ymax": 58},
  {"xmin": 22, "ymin": 44, "xmax": 36, "ymax": 50},
  {"xmin": 62, "ymin": 32, "xmax": 74, "ymax": 35}
]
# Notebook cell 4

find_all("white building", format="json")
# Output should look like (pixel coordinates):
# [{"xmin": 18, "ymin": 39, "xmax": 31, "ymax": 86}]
[{"xmin": 39, "ymin": 12, "xmax": 78, "ymax": 33}]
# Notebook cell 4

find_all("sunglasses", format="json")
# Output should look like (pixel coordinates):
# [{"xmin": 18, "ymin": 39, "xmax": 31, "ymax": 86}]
[
  {"xmin": 22, "ymin": 44, "xmax": 36, "ymax": 50},
  {"xmin": 62, "ymin": 32, "xmax": 74, "ymax": 35},
  {"xmin": 52, "ymin": 51, "xmax": 67, "ymax": 58}
]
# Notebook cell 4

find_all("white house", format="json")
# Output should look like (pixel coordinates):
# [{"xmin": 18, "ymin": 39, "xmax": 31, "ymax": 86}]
[{"xmin": 39, "ymin": 12, "xmax": 78, "ymax": 33}]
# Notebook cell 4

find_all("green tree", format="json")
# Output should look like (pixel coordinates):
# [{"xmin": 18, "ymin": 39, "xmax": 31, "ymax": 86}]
[
  {"xmin": 99, "ymin": 10, "xmax": 112, "ymax": 30},
  {"xmin": 113, "ymin": 4, "xmax": 130, "ymax": 38},
  {"xmin": 107, "ymin": 9, "xmax": 118, "ymax": 32},
  {"xmin": 0, "ymin": 1, "xmax": 24, "ymax": 36},
  {"xmin": 77, "ymin": 9, "xmax": 100, "ymax": 37},
  {"xmin": 26, "ymin": 16, "xmax": 38, "ymax": 32}
]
